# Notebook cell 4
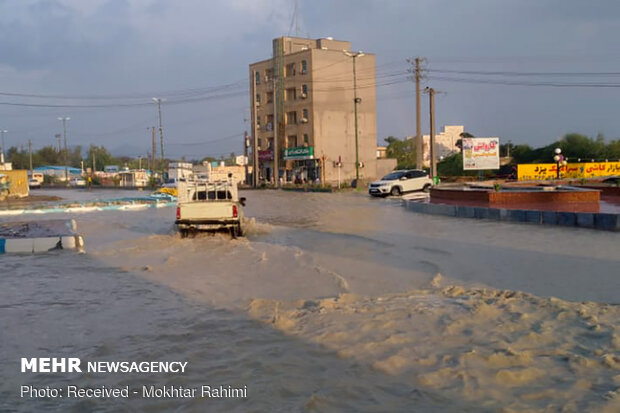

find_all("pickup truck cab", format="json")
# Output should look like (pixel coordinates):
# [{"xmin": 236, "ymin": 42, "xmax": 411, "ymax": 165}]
[{"xmin": 175, "ymin": 178, "xmax": 246, "ymax": 238}]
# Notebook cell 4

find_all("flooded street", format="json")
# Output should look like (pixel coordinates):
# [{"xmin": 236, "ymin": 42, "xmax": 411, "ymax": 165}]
[{"xmin": 2, "ymin": 189, "xmax": 620, "ymax": 411}]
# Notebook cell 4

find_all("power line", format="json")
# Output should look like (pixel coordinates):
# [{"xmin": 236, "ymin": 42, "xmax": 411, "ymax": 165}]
[{"xmin": 428, "ymin": 68, "xmax": 620, "ymax": 77}]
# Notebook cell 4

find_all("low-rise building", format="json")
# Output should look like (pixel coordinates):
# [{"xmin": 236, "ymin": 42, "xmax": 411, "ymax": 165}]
[
  {"xmin": 34, "ymin": 165, "xmax": 82, "ymax": 182},
  {"xmin": 118, "ymin": 169, "xmax": 149, "ymax": 187}
]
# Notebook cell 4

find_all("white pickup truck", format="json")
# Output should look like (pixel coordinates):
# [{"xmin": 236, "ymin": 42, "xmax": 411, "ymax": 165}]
[{"xmin": 175, "ymin": 178, "xmax": 246, "ymax": 238}]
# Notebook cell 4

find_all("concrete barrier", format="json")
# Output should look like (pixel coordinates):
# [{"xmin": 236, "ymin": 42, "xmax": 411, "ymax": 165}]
[{"xmin": 402, "ymin": 200, "xmax": 618, "ymax": 231}]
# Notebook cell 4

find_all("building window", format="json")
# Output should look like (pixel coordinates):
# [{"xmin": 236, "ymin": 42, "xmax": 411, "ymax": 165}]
[
  {"xmin": 286, "ymin": 111, "xmax": 297, "ymax": 125},
  {"xmin": 301, "ymin": 84, "xmax": 308, "ymax": 95},
  {"xmin": 255, "ymin": 94, "xmax": 261, "ymax": 104},
  {"xmin": 301, "ymin": 60, "xmax": 307, "ymax": 74},
  {"xmin": 257, "ymin": 138, "xmax": 262, "ymax": 148},
  {"xmin": 287, "ymin": 135, "xmax": 297, "ymax": 148},
  {"xmin": 265, "ymin": 69, "xmax": 273, "ymax": 82},
  {"xmin": 256, "ymin": 116, "xmax": 261, "ymax": 127},
  {"xmin": 285, "ymin": 88, "xmax": 296, "ymax": 101},
  {"xmin": 303, "ymin": 133, "xmax": 309, "ymax": 144},
  {"xmin": 255, "ymin": 71, "xmax": 260, "ymax": 85},
  {"xmin": 267, "ymin": 91, "xmax": 273, "ymax": 103},
  {"xmin": 285, "ymin": 63, "xmax": 296, "ymax": 77},
  {"xmin": 268, "ymin": 138, "xmax": 273, "ymax": 148},
  {"xmin": 302, "ymin": 108, "xmax": 309, "ymax": 119}
]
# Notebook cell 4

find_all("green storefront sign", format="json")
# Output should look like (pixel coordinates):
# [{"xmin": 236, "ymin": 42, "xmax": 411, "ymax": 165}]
[{"xmin": 284, "ymin": 146, "xmax": 314, "ymax": 160}]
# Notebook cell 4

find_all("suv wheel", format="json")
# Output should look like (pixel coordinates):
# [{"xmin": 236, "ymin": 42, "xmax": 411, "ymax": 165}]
[{"xmin": 390, "ymin": 186, "xmax": 401, "ymax": 196}]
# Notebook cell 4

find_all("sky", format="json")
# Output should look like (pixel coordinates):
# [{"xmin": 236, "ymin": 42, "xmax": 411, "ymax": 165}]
[{"xmin": 1, "ymin": 0, "xmax": 620, "ymax": 160}]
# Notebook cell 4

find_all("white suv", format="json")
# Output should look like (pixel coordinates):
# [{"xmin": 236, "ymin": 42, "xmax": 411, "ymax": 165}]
[{"xmin": 368, "ymin": 169, "xmax": 432, "ymax": 197}]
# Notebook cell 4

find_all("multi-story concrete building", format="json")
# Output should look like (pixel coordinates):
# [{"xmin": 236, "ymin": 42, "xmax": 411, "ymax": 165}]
[
  {"xmin": 249, "ymin": 36, "xmax": 377, "ymax": 185},
  {"xmin": 407, "ymin": 125, "xmax": 465, "ymax": 166}
]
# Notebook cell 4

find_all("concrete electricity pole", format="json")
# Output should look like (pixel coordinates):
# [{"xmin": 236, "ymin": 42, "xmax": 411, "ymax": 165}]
[
  {"xmin": 149, "ymin": 126, "xmax": 157, "ymax": 174},
  {"xmin": 343, "ymin": 50, "xmax": 365, "ymax": 183},
  {"xmin": 243, "ymin": 131, "xmax": 249, "ymax": 185},
  {"xmin": 0, "ymin": 130, "xmax": 6, "ymax": 165},
  {"xmin": 57, "ymin": 117, "xmax": 70, "ymax": 184},
  {"xmin": 252, "ymin": 71, "xmax": 259, "ymax": 188},
  {"xmin": 425, "ymin": 88, "xmax": 437, "ymax": 180},
  {"xmin": 272, "ymin": 75, "xmax": 279, "ymax": 186},
  {"xmin": 28, "ymin": 139, "xmax": 33, "ymax": 175},
  {"xmin": 55, "ymin": 134, "xmax": 62, "ymax": 153},
  {"xmin": 414, "ymin": 58, "xmax": 424, "ymax": 169},
  {"xmin": 152, "ymin": 98, "xmax": 166, "ymax": 170}
]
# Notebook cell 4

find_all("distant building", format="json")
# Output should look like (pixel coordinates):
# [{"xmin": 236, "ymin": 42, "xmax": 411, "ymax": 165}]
[
  {"xmin": 34, "ymin": 165, "xmax": 82, "ymax": 182},
  {"xmin": 167, "ymin": 162, "xmax": 193, "ymax": 182},
  {"xmin": 376, "ymin": 146, "xmax": 387, "ymax": 159},
  {"xmin": 118, "ymin": 170, "xmax": 149, "ymax": 187},
  {"xmin": 250, "ymin": 36, "xmax": 377, "ymax": 185}
]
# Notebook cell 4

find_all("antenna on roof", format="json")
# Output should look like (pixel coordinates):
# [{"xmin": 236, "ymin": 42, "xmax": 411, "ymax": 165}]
[{"xmin": 287, "ymin": 0, "xmax": 301, "ymax": 37}]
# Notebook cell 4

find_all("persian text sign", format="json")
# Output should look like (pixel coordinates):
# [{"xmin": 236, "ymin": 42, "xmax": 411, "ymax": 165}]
[
  {"xmin": 258, "ymin": 150, "xmax": 273, "ymax": 161},
  {"xmin": 518, "ymin": 162, "xmax": 620, "ymax": 181},
  {"xmin": 284, "ymin": 146, "xmax": 314, "ymax": 160},
  {"xmin": 462, "ymin": 138, "xmax": 500, "ymax": 170}
]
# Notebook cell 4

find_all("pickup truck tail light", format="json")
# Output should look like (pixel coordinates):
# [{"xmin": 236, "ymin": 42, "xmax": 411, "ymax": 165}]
[
  {"xmin": 176, "ymin": 206, "xmax": 181, "ymax": 220},
  {"xmin": 232, "ymin": 205, "xmax": 238, "ymax": 218}
]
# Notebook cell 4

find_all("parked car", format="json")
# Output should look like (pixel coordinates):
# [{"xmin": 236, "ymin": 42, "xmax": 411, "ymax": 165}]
[
  {"xmin": 368, "ymin": 169, "xmax": 433, "ymax": 197},
  {"xmin": 69, "ymin": 177, "xmax": 86, "ymax": 187},
  {"xmin": 28, "ymin": 178, "xmax": 41, "ymax": 189}
]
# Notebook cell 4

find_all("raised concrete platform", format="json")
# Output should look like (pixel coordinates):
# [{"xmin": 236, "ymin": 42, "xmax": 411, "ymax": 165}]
[
  {"xmin": 403, "ymin": 200, "xmax": 620, "ymax": 231},
  {"xmin": 0, "ymin": 219, "xmax": 84, "ymax": 253}
]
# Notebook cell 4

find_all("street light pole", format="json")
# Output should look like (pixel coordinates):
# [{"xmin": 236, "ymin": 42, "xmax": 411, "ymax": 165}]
[
  {"xmin": 343, "ymin": 50, "xmax": 365, "ymax": 183},
  {"xmin": 553, "ymin": 147, "xmax": 567, "ymax": 180},
  {"xmin": 57, "ymin": 117, "xmax": 70, "ymax": 183}
]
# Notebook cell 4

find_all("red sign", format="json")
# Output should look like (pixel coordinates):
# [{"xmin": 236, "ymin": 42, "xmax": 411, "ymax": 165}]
[{"xmin": 258, "ymin": 150, "xmax": 273, "ymax": 161}]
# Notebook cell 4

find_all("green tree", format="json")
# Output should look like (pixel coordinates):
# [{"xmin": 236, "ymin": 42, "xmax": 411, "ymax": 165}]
[
  {"xmin": 6, "ymin": 146, "xmax": 29, "ymax": 169},
  {"xmin": 37, "ymin": 146, "xmax": 61, "ymax": 165},
  {"xmin": 85, "ymin": 145, "xmax": 116, "ymax": 172},
  {"xmin": 384, "ymin": 136, "xmax": 417, "ymax": 169}
]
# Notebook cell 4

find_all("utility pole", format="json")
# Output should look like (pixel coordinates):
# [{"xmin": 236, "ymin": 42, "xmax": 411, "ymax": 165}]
[
  {"xmin": 414, "ymin": 58, "xmax": 424, "ymax": 169},
  {"xmin": 272, "ymin": 75, "xmax": 279, "ymax": 186},
  {"xmin": 55, "ymin": 134, "xmax": 62, "ymax": 153},
  {"xmin": 252, "ymin": 71, "xmax": 259, "ymax": 188},
  {"xmin": 243, "ymin": 131, "xmax": 250, "ymax": 185},
  {"xmin": 57, "ymin": 117, "xmax": 70, "ymax": 184},
  {"xmin": 152, "ymin": 98, "xmax": 166, "ymax": 174},
  {"xmin": 0, "ymin": 130, "xmax": 6, "ymax": 165},
  {"xmin": 28, "ymin": 139, "xmax": 33, "ymax": 175},
  {"xmin": 92, "ymin": 148, "xmax": 96, "ymax": 173},
  {"xmin": 150, "ymin": 126, "xmax": 157, "ymax": 174},
  {"xmin": 343, "ymin": 50, "xmax": 365, "ymax": 184},
  {"xmin": 426, "ymin": 88, "xmax": 437, "ymax": 180}
]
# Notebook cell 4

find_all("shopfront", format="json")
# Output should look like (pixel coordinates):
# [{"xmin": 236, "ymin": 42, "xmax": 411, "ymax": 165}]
[{"xmin": 284, "ymin": 147, "xmax": 320, "ymax": 183}]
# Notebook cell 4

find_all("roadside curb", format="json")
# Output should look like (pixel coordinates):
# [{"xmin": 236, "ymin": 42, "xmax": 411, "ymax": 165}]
[{"xmin": 403, "ymin": 200, "xmax": 619, "ymax": 231}]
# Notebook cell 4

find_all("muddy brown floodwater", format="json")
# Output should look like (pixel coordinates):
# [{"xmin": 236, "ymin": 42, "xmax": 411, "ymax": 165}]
[{"xmin": 2, "ymin": 188, "xmax": 619, "ymax": 412}]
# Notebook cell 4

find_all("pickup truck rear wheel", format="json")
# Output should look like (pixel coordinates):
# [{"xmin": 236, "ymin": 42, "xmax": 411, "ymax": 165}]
[{"xmin": 180, "ymin": 229, "xmax": 188, "ymax": 238}]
